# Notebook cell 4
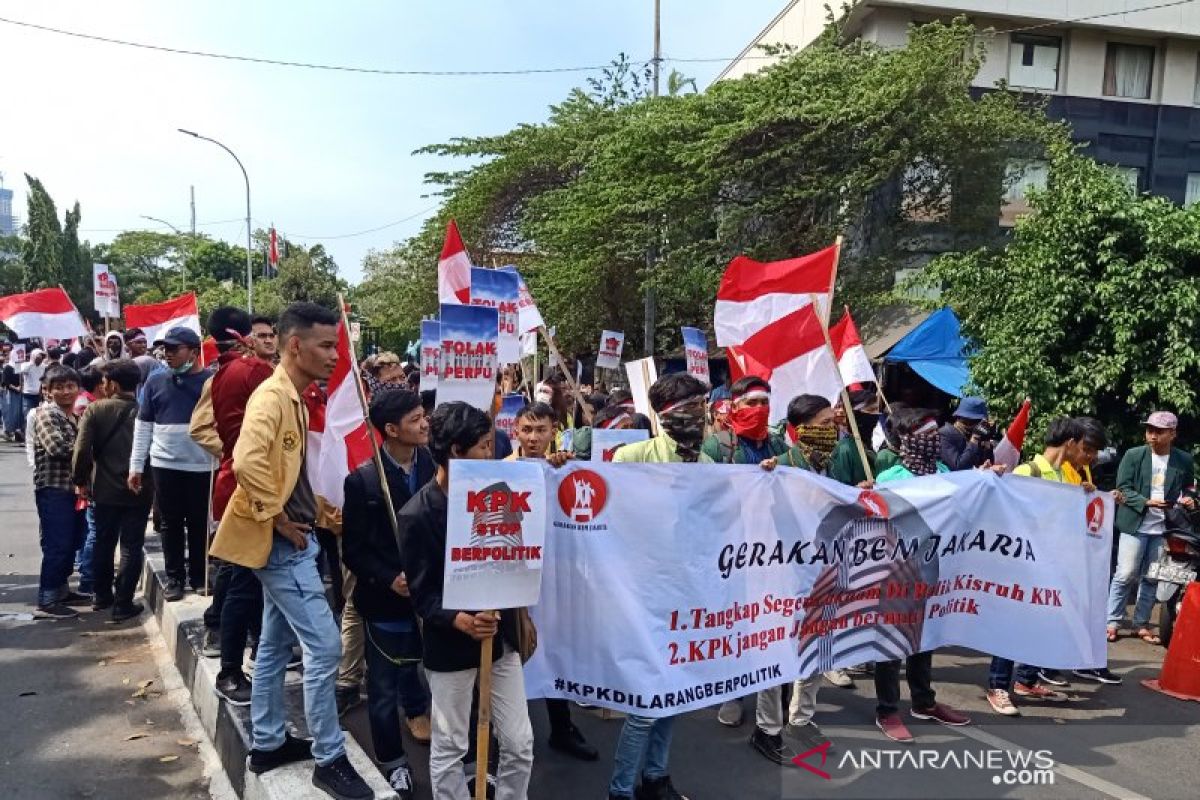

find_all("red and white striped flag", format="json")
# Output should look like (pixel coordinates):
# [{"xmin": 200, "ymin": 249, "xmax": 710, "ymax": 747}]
[
  {"xmin": 309, "ymin": 318, "xmax": 378, "ymax": 510},
  {"xmin": 993, "ymin": 399, "xmax": 1032, "ymax": 472},
  {"xmin": 0, "ymin": 287, "xmax": 88, "ymax": 341},
  {"xmin": 829, "ymin": 307, "xmax": 877, "ymax": 389},
  {"xmin": 125, "ymin": 292, "xmax": 201, "ymax": 344},
  {"xmin": 438, "ymin": 219, "xmax": 472, "ymax": 305},
  {"xmin": 714, "ymin": 244, "xmax": 838, "ymax": 420}
]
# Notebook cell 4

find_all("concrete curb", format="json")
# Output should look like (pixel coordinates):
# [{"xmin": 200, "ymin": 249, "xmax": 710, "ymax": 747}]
[{"xmin": 140, "ymin": 536, "xmax": 397, "ymax": 799}]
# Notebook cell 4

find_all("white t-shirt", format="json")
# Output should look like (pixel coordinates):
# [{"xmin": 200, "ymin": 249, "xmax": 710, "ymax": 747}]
[
  {"xmin": 1139, "ymin": 451, "xmax": 1170, "ymax": 535},
  {"xmin": 19, "ymin": 361, "xmax": 45, "ymax": 395}
]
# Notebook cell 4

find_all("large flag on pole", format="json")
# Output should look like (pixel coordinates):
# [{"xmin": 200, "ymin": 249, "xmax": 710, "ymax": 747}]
[
  {"xmin": 125, "ymin": 292, "xmax": 201, "ymax": 344},
  {"xmin": 0, "ymin": 287, "xmax": 88, "ymax": 341},
  {"xmin": 438, "ymin": 219, "xmax": 472, "ymax": 305},
  {"xmin": 829, "ymin": 308, "xmax": 877, "ymax": 389},
  {"xmin": 714, "ymin": 244, "xmax": 838, "ymax": 420},
  {"xmin": 310, "ymin": 318, "xmax": 376, "ymax": 510},
  {"xmin": 266, "ymin": 225, "xmax": 280, "ymax": 278},
  {"xmin": 993, "ymin": 399, "xmax": 1032, "ymax": 472}
]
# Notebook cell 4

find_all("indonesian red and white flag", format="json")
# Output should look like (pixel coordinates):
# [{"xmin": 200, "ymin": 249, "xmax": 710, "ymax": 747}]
[
  {"xmin": 993, "ymin": 398, "xmax": 1032, "ymax": 472},
  {"xmin": 0, "ymin": 287, "xmax": 88, "ymax": 341},
  {"xmin": 125, "ymin": 292, "xmax": 201, "ymax": 344},
  {"xmin": 438, "ymin": 219, "xmax": 472, "ymax": 305},
  {"xmin": 829, "ymin": 308, "xmax": 877, "ymax": 389},
  {"xmin": 714, "ymin": 244, "xmax": 839, "ymax": 420},
  {"xmin": 310, "ymin": 319, "xmax": 378, "ymax": 510},
  {"xmin": 268, "ymin": 226, "xmax": 280, "ymax": 271}
]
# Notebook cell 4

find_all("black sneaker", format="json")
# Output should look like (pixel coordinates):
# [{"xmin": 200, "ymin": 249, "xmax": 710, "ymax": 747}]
[
  {"xmin": 1073, "ymin": 668, "xmax": 1123, "ymax": 685},
  {"xmin": 201, "ymin": 628, "xmax": 221, "ymax": 658},
  {"xmin": 387, "ymin": 764, "xmax": 415, "ymax": 800},
  {"xmin": 248, "ymin": 733, "xmax": 314, "ymax": 774},
  {"xmin": 92, "ymin": 596, "xmax": 114, "ymax": 612},
  {"xmin": 61, "ymin": 591, "xmax": 94, "ymax": 607},
  {"xmin": 163, "ymin": 578, "xmax": 185, "ymax": 602},
  {"xmin": 787, "ymin": 720, "xmax": 830, "ymax": 753},
  {"xmin": 635, "ymin": 774, "xmax": 689, "ymax": 800},
  {"xmin": 548, "ymin": 722, "xmax": 599, "ymax": 761},
  {"xmin": 335, "ymin": 685, "xmax": 361, "ymax": 716},
  {"xmin": 311, "ymin": 754, "xmax": 372, "ymax": 800},
  {"xmin": 749, "ymin": 726, "xmax": 791, "ymax": 765},
  {"xmin": 1037, "ymin": 669, "xmax": 1069, "ymax": 687},
  {"xmin": 215, "ymin": 671, "xmax": 252, "ymax": 706},
  {"xmin": 111, "ymin": 601, "xmax": 144, "ymax": 622},
  {"xmin": 34, "ymin": 603, "xmax": 78, "ymax": 620}
]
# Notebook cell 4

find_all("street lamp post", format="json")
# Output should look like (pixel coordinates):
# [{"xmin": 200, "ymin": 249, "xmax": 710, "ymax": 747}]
[
  {"xmin": 177, "ymin": 129, "xmax": 254, "ymax": 312},
  {"xmin": 140, "ymin": 214, "xmax": 189, "ymax": 292}
]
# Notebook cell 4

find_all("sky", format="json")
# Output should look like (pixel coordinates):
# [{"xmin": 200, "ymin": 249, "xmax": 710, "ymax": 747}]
[{"xmin": 0, "ymin": 0, "xmax": 783, "ymax": 285}]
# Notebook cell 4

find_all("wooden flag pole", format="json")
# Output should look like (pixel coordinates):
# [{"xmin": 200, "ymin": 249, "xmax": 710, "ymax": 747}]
[
  {"xmin": 337, "ymin": 295, "xmax": 404, "ymax": 548},
  {"xmin": 640, "ymin": 359, "xmax": 660, "ymax": 436},
  {"xmin": 474, "ymin": 623, "xmax": 496, "ymax": 800},
  {"xmin": 538, "ymin": 326, "xmax": 593, "ymax": 426},
  {"xmin": 809, "ymin": 292, "xmax": 874, "ymax": 483}
]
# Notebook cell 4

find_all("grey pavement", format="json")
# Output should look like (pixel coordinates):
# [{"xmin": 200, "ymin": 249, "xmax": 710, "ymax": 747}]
[{"xmin": 0, "ymin": 442, "xmax": 210, "ymax": 799}]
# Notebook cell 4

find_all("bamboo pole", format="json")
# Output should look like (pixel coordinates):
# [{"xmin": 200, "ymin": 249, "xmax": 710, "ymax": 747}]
[
  {"xmin": 474, "ymin": 627, "xmax": 495, "ymax": 800},
  {"xmin": 810, "ymin": 294, "xmax": 874, "ymax": 483},
  {"xmin": 538, "ymin": 326, "xmax": 592, "ymax": 426}
]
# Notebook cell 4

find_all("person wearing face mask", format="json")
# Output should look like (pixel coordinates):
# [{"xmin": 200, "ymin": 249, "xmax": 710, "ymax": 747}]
[
  {"xmin": 828, "ymin": 387, "xmax": 880, "ymax": 489},
  {"xmin": 127, "ymin": 326, "xmax": 216, "ymax": 602},
  {"xmin": 782, "ymin": 394, "xmax": 839, "ymax": 473},
  {"xmin": 701, "ymin": 376, "xmax": 789, "ymax": 465},
  {"xmin": 872, "ymin": 409, "xmax": 971, "ymax": 743}
]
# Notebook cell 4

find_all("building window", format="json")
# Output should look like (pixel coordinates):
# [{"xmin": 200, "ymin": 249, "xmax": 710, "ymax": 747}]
[
  {"xmin": 1008, "ymin": 35, "xmax": 1061, "ymax": 91},
  {"xmin": 1103, "ymin": 43, "xmax": 1154, "ymax": 99},
  {"xmin": 1186, "ymin": 173, "xmax": 1200, "ymax": 206},
  {"xmin": 1109, "ymin": 165, "xmax": 1142, "ymax": 192},
  {"xmin": 1000, "ymin": 160, "xmax": 1049, "ymax": 226},
  {"xmin": 901, "ymin": 159, "xmax": 951, "ymax": 222}
]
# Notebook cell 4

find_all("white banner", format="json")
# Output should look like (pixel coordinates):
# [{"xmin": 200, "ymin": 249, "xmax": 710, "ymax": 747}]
[
  {"xmin": 444, "ymin": 459, "xmax": 547, "ymax": 610},
  {"xmin": 595, "ymin": 329, "xmax": 624, "ymax": 371},
  {"xmin": 591, "ymin": 428, "xmax": 649, "ymax": 462},
  {"xmin": 477, "ymin": 463, "xmax": 1112, "ymax": 717},
  {"xmin": 623, "ymin": 357, "xmax": 658, "ymax": 421},
  {"xmin": 11, "ymin": 343, "xmax": 27, "ymax": 364}
]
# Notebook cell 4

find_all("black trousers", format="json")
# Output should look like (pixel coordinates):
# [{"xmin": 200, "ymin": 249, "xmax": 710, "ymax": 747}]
[
  {"xmin": 155, "ymin": 468, "xmax": 211, "ymax": 588},
  {"xmin": 546, "ymin": 698, "xmax": 574, "ymax": 739},
  {"xmin": 874, "ymin": 651, "xmax": 936, "ymax": 716},
  {"xmin": 91, "ymin": 503, "xmax": 150, "ymax": 607},
  {"xmin": 219, "ymin": 564, "xmax": 263, "ymax": 675},
  {"xmin": 203, "ymin": 560, "xmax": 232, "ymax": 630}
]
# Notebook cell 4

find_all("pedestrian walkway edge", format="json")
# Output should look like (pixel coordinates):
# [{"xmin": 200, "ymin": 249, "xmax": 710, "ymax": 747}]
[{"xmin": 140, "ymin": 535, "xmax": 397, "ymax": 800}]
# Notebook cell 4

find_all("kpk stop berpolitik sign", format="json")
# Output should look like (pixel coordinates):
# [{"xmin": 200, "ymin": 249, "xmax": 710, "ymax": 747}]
[{"xmin": 443, "ymin": 459, "xmax": 548, "ymax": 610}]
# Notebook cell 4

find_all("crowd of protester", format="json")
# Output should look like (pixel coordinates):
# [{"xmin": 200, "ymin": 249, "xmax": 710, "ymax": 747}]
[{"xmin": 1, "ymin": 304, "xmax": 1189, "ymax": 800}]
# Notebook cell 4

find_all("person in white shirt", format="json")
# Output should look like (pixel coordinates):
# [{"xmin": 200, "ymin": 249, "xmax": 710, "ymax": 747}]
[{"xmin": 20, "ymin": 349, "xmax": 47, "ymax": 417}]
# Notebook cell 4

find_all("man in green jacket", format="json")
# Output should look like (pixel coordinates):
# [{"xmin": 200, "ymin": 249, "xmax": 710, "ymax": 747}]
[
  {"xmin": 1106, "ymin": 411, "xmax": 1196, "ymax": 645},
  {"xmin": 701, "ymin": 376, "xmax": 789, "ymax": 465},
  {"xmin": 828, "ymin": 387, "xmax": 879, "ymax": 488}
]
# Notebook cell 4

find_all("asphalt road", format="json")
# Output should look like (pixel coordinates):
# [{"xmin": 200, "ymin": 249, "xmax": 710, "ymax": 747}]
[
  {"xmin": 0, "ymin": 442, "xmax": 210, "ymax": 799},
  {"xmin": 3, "ymin": 436, "xmax": 1197, "ymax": 800}
]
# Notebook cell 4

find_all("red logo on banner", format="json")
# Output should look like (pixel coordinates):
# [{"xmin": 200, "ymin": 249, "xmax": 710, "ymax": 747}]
[
  {"xmin": 605, "ymin": 337, "xmax": 620, "ymax": 352},
  {"xmin": 557, "ymin": 469, "xmax": 608, "ymax": 523},
  {"xmin": 1086, "ymin": 496, "xmax": 1105, "ymax": 536},
  {"xmin": 858, "ymin": 490, "xmax": 890, "ymax": 519}
]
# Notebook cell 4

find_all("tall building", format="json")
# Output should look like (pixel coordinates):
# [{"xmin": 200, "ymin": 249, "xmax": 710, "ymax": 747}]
[
  {"xmin": 720, "ymin": 1, "xmax": 1200, "ymax": 214},
  {"xmin": 0, "ymin": 178, "xmax": 15, "ymax": 237}
]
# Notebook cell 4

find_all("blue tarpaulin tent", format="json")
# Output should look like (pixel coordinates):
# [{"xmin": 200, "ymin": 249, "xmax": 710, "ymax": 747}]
[{"xmin": 883, "ymin": 307, "xmax": 970, "ymax": 397}]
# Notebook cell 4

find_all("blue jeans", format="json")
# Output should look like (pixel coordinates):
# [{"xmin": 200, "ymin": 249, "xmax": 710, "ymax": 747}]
[
  {"xmin": 609, "ymin": 714, "xmax": 676, "ymax": 797},
  {"xmin": 1107, "ymin": 531, "xmax": 1164, "ymax": 629},
  {"xmin": 35, "ymin": 487, "xmax": 86, "ymax": 607},
  {"xmin": 988, "ymin": 657, "xmax": 1040, "ymax": 690},
  {"xmin": 252, "ymin": 533, "xmax": 345, "ymax": 765},
  {"xmin": 364, "ymin": 621, "xmax": 430, "ymax": 769},
  {"xmin": 76, "ymin": 503, "xmax": 97, "ymax": 595},
  {"xmin": 3, "ymin": 391, "xmax": 22, "ymax": 435}
]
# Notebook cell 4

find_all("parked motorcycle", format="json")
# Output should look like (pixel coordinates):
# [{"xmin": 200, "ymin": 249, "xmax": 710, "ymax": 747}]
[{"xmin": 1152, "ymin": 503, "xmax": 1200, "ymax": 647}]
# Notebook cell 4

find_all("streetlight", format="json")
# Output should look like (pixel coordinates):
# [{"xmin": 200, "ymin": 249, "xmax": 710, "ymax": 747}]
[
  {"xmin": 177, "ymin": 129, "xmax": 254, "ymax": 312},
  {"xmin": 141, "ymin": 215, "xmax": 190, "ymax": 292}
]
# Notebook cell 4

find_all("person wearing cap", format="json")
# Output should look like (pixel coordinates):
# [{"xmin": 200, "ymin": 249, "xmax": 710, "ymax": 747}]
[
  {"xmin": 937, "ymin": 397, "xmax": 994, "ymax": 471},
  {"xmin": 1106, "ymin": 411, "xmax": 1196, "ymax": 645},
  {"xmin": 128, "ymin": 326, "xmax": 215, "ymax": 602}
]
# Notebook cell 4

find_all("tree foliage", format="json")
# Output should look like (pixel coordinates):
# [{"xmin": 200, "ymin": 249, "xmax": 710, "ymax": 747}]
[
  {"xmin": 359, "ymin": 19, "xmax": 1065, "ymax": 355},
  {"xmin": 924, "ymin": 145, "xmax": 1200, "ymax": 447}
]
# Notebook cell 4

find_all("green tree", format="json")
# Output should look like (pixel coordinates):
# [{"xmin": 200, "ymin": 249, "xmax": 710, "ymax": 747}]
[
  {"xmin": 100, "ymin": 230, "xmax": 184, "ymax": 302},
  {"xmin": 21, "ymin": 174, "xmax": 63, "ymax": 291},
  {"xmin": 60, "ymin": 202, "xmax": 93, "ymax": 313},
  {"xmin": 363, "ymin": 18, "xmax": 1065, "ymax": 355},
  {"xmin": 924, "ymin": 146, "xmax": 1200, "ymax": 447}
]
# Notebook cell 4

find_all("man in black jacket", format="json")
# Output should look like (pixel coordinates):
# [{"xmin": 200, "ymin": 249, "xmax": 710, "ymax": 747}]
[
  {"xmin": 341, "ymin": 390, "xmax": 434, "ymax": 798},
  {"xmin": 938, "ymin": 396, "xmax": 993, "ymax": 471},
  {"xmin": 400, "ymin": 402, "xmax": 533, "ymax": 800}
]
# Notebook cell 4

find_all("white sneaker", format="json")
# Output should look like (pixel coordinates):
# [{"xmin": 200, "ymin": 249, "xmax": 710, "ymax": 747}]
[
  {"xmin": 717, "ymin": 699, "xmax": 744, "ymax": 727},
  {"xmin": 823, "ymin": 669, "xmax": 854, "ymax": 688},
  {"xmin": 985, "ymin": 689, "xmax": 1020, "ymax": 716}
]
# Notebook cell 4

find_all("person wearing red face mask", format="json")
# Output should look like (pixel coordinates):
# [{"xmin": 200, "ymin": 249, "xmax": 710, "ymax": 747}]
[{"xmin": 701, "ymin": 376, "xmax": 789, "ymax": 465}]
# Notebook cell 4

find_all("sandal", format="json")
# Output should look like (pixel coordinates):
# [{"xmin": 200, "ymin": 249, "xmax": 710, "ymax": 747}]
[
  {"xmin": 1106, "ymin": 628, "xmax": 1119, "ymax": 643},
  {"xmin": 1136, "ymin": 628, "xmax": 1161, "ymax": 645}
]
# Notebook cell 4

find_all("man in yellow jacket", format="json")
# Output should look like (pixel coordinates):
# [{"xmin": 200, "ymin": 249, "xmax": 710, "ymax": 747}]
[{"xmin": 209, "ymin": 303, "xmax": 372, "ymax": 800}]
